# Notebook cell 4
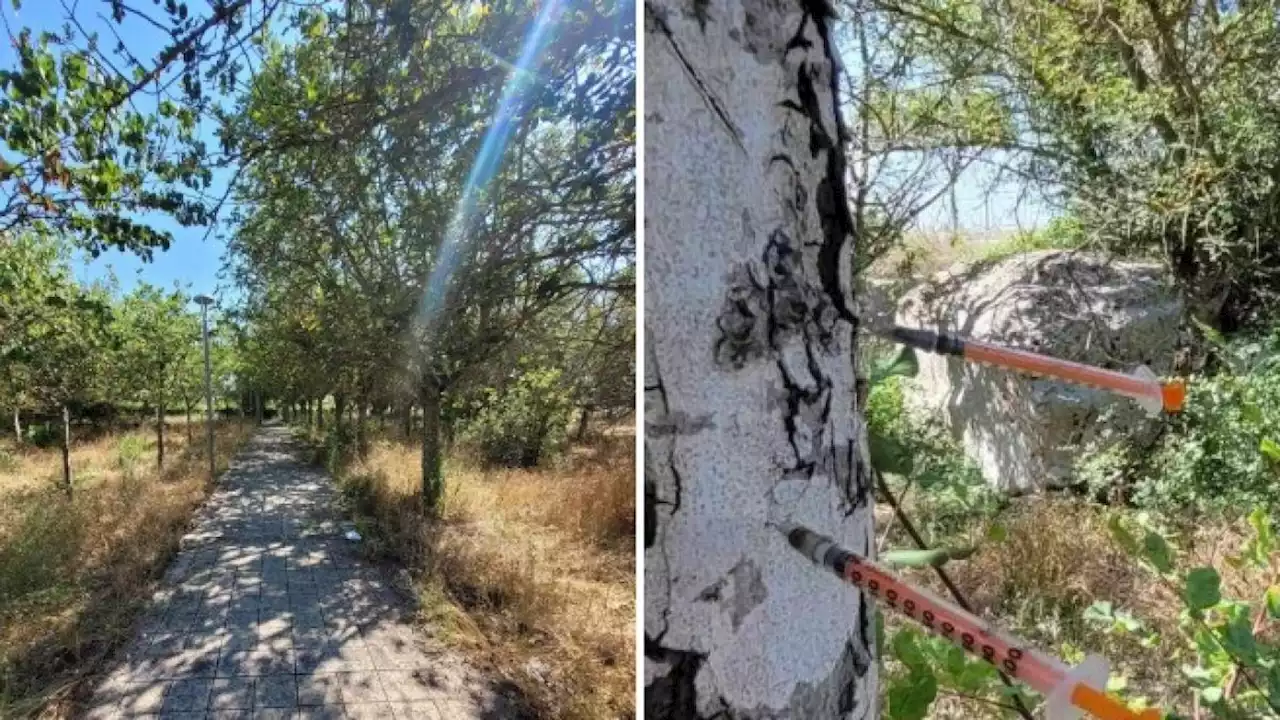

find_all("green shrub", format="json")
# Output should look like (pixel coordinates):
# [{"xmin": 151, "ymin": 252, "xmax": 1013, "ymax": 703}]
[
  {"xmin": 24, "ymin": 423, "xmax": 59, "ymax": 449},
  {"xmin": 116, "ymin": 435, "xmax": 147, "ymax": 476},
  {"xmin": 866, "ymin": 365, "xmax": 1000, "ymax": 540},
  {"xmin": 1123, "ymin": 331, "xmax": 1280, "ymax": 513},
  {"xmin": 459, "ymin": 366, "xmax": 574, "ymax": 468}
]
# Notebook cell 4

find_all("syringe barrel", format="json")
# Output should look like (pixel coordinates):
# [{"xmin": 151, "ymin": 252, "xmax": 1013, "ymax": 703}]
[
  {"xmin": 963, "ymin": 340, "xmax": 1163, "ymax": 406},
  {"xmin": 783, "ymin": 524, "xmax": 1067, "ymax": 696}
]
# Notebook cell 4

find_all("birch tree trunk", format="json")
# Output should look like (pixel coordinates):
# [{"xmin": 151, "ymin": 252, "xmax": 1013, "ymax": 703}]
[
  {"xmin": 644, "ymin": 2, "xmax": 876, "ymax": 716},
  {"xmin": 12, "ymin": 406, "xmax": 20, "ymax": 443}
]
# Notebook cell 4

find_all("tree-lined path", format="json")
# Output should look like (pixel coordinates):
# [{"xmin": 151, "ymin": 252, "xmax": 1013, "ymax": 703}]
[{"xmin": 85, "ymin": 425, "xmax": 519, "ymax": 719}]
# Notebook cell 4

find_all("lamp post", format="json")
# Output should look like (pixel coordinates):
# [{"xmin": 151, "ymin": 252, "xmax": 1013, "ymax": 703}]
[{"xmin": 194, "ymin": 295, "xmax": 216, "ymax": 481}]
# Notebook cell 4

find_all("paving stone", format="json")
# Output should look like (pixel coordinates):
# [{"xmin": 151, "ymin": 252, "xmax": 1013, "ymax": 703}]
[
  {"xmin": 209, "ymin": 677, "xmax": 255, "ymax": 711},
  {"xmin": 255, "ymin": 674, "xmax": 299, "ymax": 709},
  {"xmin": 83, "ymin": 428, "xmax": 507, "ymax": 720}
]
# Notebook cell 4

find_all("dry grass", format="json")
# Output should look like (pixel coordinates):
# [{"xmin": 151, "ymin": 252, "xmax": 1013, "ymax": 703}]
[
  {"xmin": 333, "ymin": 428, "xmax": 635, "ymax": 720},
  {"xmin": 0, "ymin": 420, "xmax": 255, "ymax": 718},
  {"xmin": 883, "ymin": 496, "xmax": 1270, "ymax": 718}
]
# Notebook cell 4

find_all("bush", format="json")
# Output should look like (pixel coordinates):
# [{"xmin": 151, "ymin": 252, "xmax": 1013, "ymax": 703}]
[
  {"xmin": 1121, "ymin": 330, "xmax": 1280, "ymax": 513},
  {"xmin": 459, "ymin": 367, "xmax": 574, "ymax": 468},
  {"xmin": 116, "ymin": 435, "xmax": 147, "ymax": 475},
  {"xmin": 24, "ymin": 423, "xmax": 59, "ymax": 449},
  {"xmin": 866, "ymin": 364, "xmax": 1002, "ymax": 540}
]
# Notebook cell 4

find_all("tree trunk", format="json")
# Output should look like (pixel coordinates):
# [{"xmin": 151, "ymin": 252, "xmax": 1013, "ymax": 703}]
[
  {"xmin": 419, "ymin": 382, "xmax": 443, "ymax": 511},
  {"xmin": 401, "ymin": 401, "xmax": 413, "ymax": 440},
  {"xmin": 185, "ymin": 401, "xmax": 194, "ymax": 445},
  {"xmin": 644, "ymin": 3, "xmax": 875, "ymax": 717},
  {"xmin": 575, "ymin": 406, "xmax": 591, "ymax": 441},
  {"xmin": 356, "ymin": 399, "xmax": 368, "ymax": 457},
  {"xmin": 316, "ymin": 396, "xmax": 324, "ymax": 431},
  {"xmin": 156, "ymin": 401, "xmax": 165, "ymax": 468},
  {"xmin": 335, "ymin": 394, "xmax": 347, "ymax": 437},
  {"xmin": 256, "ymin": 392, "xmax": 263, "ymax": 425},
  {"xmin": 61, "ymin": 404, "xmax": 72, "ymax": 497},
  {"xmin": 12, "ymin": 406, "xmax": 20, "ymax": 443}
]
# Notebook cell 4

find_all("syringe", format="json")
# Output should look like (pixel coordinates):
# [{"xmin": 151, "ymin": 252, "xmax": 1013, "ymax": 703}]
[
  {"xmin": 883, "ymin": 326, "xmax": 1186, "ymax": 416},
  {"xmin": 780, "ymin": 523, "xmax": 1161, "ymax": 720}
]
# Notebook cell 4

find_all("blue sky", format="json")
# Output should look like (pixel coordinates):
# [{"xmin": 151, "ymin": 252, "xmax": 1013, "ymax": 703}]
[
  {"xmin": 1, "ymin": 1, "xmax": 241, "ymax": 301},
  {"xmin": 1, "ymin": 1, "xmax": 1046, "ymax": 302}
]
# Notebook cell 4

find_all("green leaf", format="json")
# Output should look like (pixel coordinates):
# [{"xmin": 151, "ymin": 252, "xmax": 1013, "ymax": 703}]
[
  {"xmin": 882, "ymin": 546, "xmax": 976, "ymax": 568},
  {"xmin": 871, "ymin": 347, "xmax": 919, "ymax": 385},
  {"xmin": 892, "ymin": 629, "xmax": 928, "ymax": 671},
  {"xmin": 1266, "ymin": 586, "xmax": 1280, "ymax": 620},
  {"xmin": 1260, "ymin": 437, "xmax": 1280, "ymax": 462},
  {"xmin": 887, "ymin": 668, "xmax": 937, "ymax": 720},
  {"xmin": 1222, "ymin": 612, "xmax": 1257, "ymax": 665},
  {"xmin": 1183, "ymin": 568, "xmax": 1221, "ymax": 611},
  {"xmin": 1142, "ymin": 531, "xmax": 1174, "ymax": 573},
  {"xmin": 869, "ymin": 425, "xmax": 914, "ymax": 476},
  {"xmin": 1200, "ymin": 686, "xmax": 1224, "ymax": 705}
]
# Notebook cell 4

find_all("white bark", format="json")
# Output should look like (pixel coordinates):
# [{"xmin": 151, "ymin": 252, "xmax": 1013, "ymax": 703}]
[{"xmin": 644, "ymin": 1, "xmax": 877, "ymax": 717}]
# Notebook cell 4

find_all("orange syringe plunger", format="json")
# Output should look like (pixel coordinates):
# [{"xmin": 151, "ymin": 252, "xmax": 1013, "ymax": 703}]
[
  {"xmin": 780, "ymin": 523, "xmax": 1159, "ymax": 720},
  {"xmin": 888, "ymin": 326, "xmax": 1184, "ymax": 415}
]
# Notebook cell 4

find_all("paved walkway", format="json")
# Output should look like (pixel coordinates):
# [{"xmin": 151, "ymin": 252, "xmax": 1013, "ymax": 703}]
[{"xmin": 86, "ymin": 425, "xmax": 519, "ymax": 719}]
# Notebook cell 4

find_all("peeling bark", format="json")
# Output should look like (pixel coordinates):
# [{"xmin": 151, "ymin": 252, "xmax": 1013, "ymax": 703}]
[{"xmin": 644, "ymin": 0, "xmax": 875, "ymax": 716}]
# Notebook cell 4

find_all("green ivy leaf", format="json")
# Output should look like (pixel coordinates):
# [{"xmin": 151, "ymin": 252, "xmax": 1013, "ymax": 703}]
[
  {"xmin": 1260, "ymin": 437, "xmax": 1280, "ymax": 463},
  {"xmin": 1142, "ymin": 531, "xmax": 1174, "ymax": 573},
  {"xmin": 1184, "ymin": 568, "xmax": 1221, "ymax": 611}
]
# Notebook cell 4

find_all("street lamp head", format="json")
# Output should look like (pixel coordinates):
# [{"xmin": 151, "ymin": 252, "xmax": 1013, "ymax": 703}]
[{"xmin": 194, "ymin": 295, "xmax": 215, "ymax": 306}]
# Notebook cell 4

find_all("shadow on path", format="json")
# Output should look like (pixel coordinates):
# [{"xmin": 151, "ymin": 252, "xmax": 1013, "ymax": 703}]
[{"xmin": 83, "ymin": 425, "xmax": 525, "ymax": 719}]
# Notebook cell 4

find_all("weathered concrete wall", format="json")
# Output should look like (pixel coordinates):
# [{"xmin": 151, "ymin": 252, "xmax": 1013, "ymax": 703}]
[{"xmin": 643, "ymin": 0, "xmax": 877, "ymax": 717}]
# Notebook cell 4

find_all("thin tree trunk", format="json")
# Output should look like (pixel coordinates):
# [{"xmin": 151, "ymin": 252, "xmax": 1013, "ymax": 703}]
[
  {"xmin": 12, "ymin": 406, "xmax": 20, "ymax": 443},
  {"xmin": 156, "ymin": 400, "xmax": 165, "ymax": 468},
  {"xmin": 420, "ymin": 383, "xmax": 443, "ymax": 511},
  {"xmin": 575, "ymin": 406, "xmax": 591, "ymax": 441},
  {"xmin": 644, "ymin": 3, "xmax": 875, "ymax": 715},
  {"xmin": 61, "ymin": 404, "xmax": 72, "ymax": 497},
  {"xmin": 185, "ymin": 401, "xmax": 194, "ymax": 445},
  {"xmin": 401, "ymin": 401, "xmax": 413, "ymax": 440},
  {"xmin": 356, "ymin": 400, "xmax": 369, "ymax": 457},
  {"xmin": 316, "ymin": 396, "xmax": 324, "ymax": 431},
  {"xmin": 335, "ymin": 394, "xmax": 346, "ymax": 437},
  {"xmin": 256, "ymin": 392, "xmax": 263, "ymax": 425}
]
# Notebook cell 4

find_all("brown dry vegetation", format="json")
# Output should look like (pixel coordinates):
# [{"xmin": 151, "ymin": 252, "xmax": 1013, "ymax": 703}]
[
  {"xmin": 327, "ymin": 427, "xmax": 635, "ymax": 720},
  {"xmin": 883, "ymin": 497, "xmax": 1270, "ymax": 717},
  {"xmin": 0, "ymin": 419, "xmax": 255, "ymax": 718}
]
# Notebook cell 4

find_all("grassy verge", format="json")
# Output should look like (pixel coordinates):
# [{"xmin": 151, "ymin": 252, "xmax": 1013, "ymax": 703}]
[
  {"xmin": 880, "ymin": 495, "xmax": 1267, "ymax": 717},
  {"xmin": 0, "ymin": 419, "xmax": 255, "ymax": 717},
  {"xmin": 316, "ymin": 427, "xmax": 635, "ymax": 720}
]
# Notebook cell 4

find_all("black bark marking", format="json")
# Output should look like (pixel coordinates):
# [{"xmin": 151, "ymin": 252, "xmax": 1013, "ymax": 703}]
[
  {"xmin": 647, "ymin": 2, "xmax": 747, "ymax": 153},
  {"xmin": 645, "ymin": 636, "xmax": 707, "ymax": 719}
]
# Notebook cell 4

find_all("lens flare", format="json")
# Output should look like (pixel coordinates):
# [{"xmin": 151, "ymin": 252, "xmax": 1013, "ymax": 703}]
[{"xmin": 416, "ymin": 0, "xmax": 565, "ymax": 333}]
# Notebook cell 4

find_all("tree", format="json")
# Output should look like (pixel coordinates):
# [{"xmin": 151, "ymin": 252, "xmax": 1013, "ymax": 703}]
[
  {"xmin": 0, "ymin": 234, "xmax": 114, "ymax": 493},
  {"xmin": 112, "ymin": 284, "xmax": 199, "ymax": 467},
  {"xmin": 0, "ymin": 0, "xmax": 304, "ymax": 255},
  {"xmin": 643, "ymin": 1, "xmax": 875, "ymax": 717},
  {"xmin": 227, "ymin": 0, "xmax": 634, "ymax": 509},
  {"xmin": 867, "ymin": 0, "xmax": 1280, "ymax": 329}
]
